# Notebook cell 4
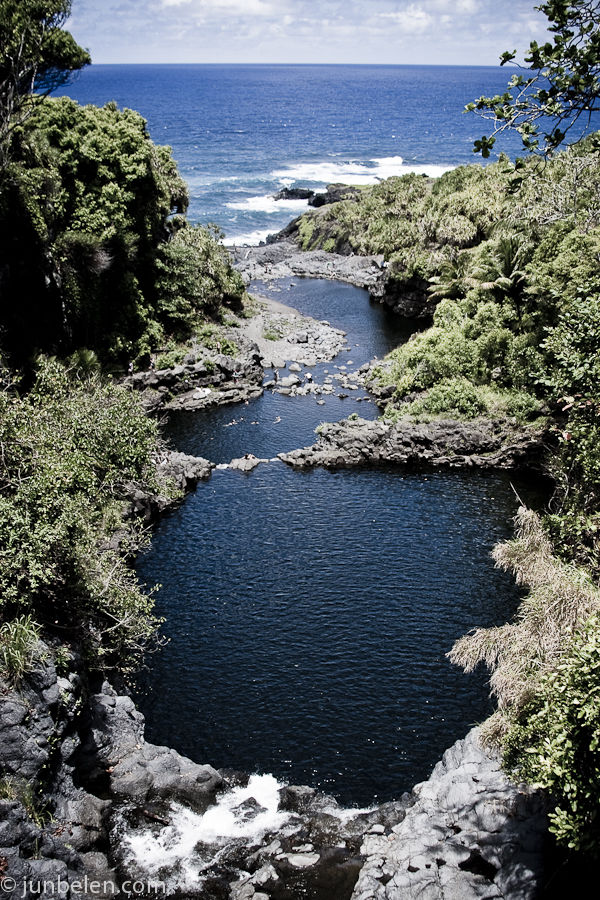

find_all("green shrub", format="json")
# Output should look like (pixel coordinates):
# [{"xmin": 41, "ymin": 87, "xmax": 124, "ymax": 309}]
[
  {"xmin": 0, "ymin": 358, "xmax": 164, "ymax": 668},
  {"xmin": 397, "ymin": 377, "xmax": 542, "ymax": 422},
  {"xmin": 0, "ymin": 97, "xmax": 244, "ymax": 367},
  {"xmin": 0, "ymin": 615, "xmax": 41, "ymax": 682},
  {"xmin": 0, "ymin": 776, "xmax": 47, "ymax": 827},
  {"xmin": 385, "ymin": 326, "xmax": 478, "ymax": 398},
  {"xmin": 196, "ymin": 325, "xmax": 238, "ymax": 356},
  {"xmin": 504, "ymin": 613, "xmax": 600, "ymax": 854},
  {"xmin": 155, "ymin": 224, "xmax": 246, "ymax": 337}
]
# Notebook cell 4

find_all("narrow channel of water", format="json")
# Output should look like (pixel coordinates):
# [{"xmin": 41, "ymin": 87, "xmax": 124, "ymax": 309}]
[{"xmin": 136, "ymin": 278, "xmax": 543, "ymax": 807}]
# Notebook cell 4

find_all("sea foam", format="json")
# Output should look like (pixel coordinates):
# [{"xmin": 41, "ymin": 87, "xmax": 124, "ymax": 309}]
[
  {"xmin": 222, "ymin": 227, "xmax": 275, "ymax": 246},
  {"xmin": 226, "ymin": 196, "xmax": 310, "ymax": 213},
  {"xmin": 271, "ymin": 155, "xmax": 453, "ymax": 186},
  {"xmin": 120, "ymin": 774, "xmax": 292, "ymax": 893}
]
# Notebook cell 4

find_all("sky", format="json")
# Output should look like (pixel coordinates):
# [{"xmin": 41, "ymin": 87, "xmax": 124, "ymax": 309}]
[{"xmin": 67, "ymin": 0, "xmax": 549, "ymax": 66}]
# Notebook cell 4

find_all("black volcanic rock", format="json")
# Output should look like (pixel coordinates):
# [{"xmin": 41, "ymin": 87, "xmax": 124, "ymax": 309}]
[
  {"xmin": 309, "ymin": 183, "xmax": 362, "ymax": 207},
  {"xmin": 273, "ymin": 187, "xmax": 315, "ymax": 201}
]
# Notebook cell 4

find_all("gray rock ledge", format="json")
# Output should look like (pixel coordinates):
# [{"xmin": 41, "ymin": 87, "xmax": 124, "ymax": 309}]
[
  {"xmin": 352, "ymin": 728, "xmax": 548, "ymax": 900},
  {"xmin": 279, "ymin": 416, "xmax": 547, "ymax": 472},
  {"xmin": 231, "ymin": 240, "xmax": 386, "ymax": 291}
]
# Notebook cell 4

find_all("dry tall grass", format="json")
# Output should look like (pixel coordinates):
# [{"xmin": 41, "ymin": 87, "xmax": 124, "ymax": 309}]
[{"xmin": 449, "ymin": 506, "xmax": 600, "ymax": 744}]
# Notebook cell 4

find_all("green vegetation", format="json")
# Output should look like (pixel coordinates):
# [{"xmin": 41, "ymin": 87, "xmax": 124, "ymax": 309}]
[
  {"xmin": 0, "ymin": 614, "xmax": 41, "ymax": 681},
  {"xmin": 451, "ymin": 508, "xmax": 600, "ymax": 852},
  {"xmin": 0, "ymin": 358, "xmax": 168, "ymax": 668},
  {"xmin": 504, "ymin": 612, "xmax": 600, "ymax": 853},
  {"xmin": 385, "ymin": 378, "xmax": 542, "ymax": 424},
  {"xmin": 292, "ymin": 116, "xmax": 600, "ymax": 852},
  {"xmin": 468, "ymin": 0, "xmax": 600, "ymax": 156},
  {"xmin": 0, "ymin": 775, "xmax": 48, "ymax": 826},
  {"xmin": 0, "ymin": 1, "xmax": 249, "ymax": 682},
  {"xmin": 0, "ymin": 0, "xmax": 90, "ymax": 160},
  {"xmin": 0, "ymin": 96, "xmax": 245, "ymax": 367}
]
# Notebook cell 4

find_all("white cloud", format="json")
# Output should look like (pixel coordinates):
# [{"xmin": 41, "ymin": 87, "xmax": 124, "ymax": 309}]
[
  {"xmin": 379, "ymin": 4, "xmax": 433, "ymax": 33},
  {"xmin": 161, "ymin": 0, "xmax": 275, "ymax": 13},
  {"xmin": 428, "ymin": 0, "xmax": 479, "ymax": 12}
]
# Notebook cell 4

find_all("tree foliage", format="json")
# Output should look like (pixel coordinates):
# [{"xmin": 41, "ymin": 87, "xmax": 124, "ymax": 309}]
[
  {"xmin": 0, "ymin": 97, "xmax": 245, "ymax": 365},
  {"xmin": 0, "ymin": 0, "xmax": 90, "ymax": 161},
  {"xmin": 504, "ymin": 612, "xmax": 600, "ymax": 854},
  {"xmin": 468, "ymin": 1, "xmax": 600, "ymax": 156},
  {"xmin": 0, "ymin": 358, "xmax": 167, "ymax": 667}
]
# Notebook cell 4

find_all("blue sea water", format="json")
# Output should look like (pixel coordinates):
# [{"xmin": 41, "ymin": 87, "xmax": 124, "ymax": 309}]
[{"xmin": 60, "ymin": 63, "xmax": 534, "ymax": 243}]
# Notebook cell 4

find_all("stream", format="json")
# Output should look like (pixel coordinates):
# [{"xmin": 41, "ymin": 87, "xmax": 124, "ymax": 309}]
[{"xmin": 135, "ymin": 277, "xmax": 542, "ymax": 808}]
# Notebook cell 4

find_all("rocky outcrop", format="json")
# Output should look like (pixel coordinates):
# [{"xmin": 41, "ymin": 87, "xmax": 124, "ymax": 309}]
[
  {"xmin": 228, "ymin": 455, "xmax": 268, "ymax": 472},
  {"xmin": 231, "ymin": 240, "xmax": 386, "ymax": 292},
  {"xmin": 308, "ymin": 183, "xmax": 363, "ymax": 207},
  {"xmin": 279, "ymin": 416, "xmax": 548, "ymax": 472},
  {"xmin": 240, "ymin": 299, "xmax": 347, "ymax": 369},
  {"xmin": 370, "ymin": 272, "xmax": 433, "ymax": 319},
  {"xmin": 0, "ymin": 648, "xmax": 222, "ymax": 899},
  {"xmin": 77, "ymin": 681, "xmax": 221, "ymax": 812},
  {"xmin": 273, "ymin": 187, "xmax": 315, "ymax": 201},
  {"xmin": 352, "ymin": 728, "xmax": 548, "ymax": 900},
  {"xmin": 233, "ymin": 238, "xmax": 433, "ymax": 321},
  {"xmin": 112, "ymin": 450, "xmax": 214, "ymax": 534},
  {"xmin": 125, "ymin": 341, "xmax": 263, "ymax": 413}
]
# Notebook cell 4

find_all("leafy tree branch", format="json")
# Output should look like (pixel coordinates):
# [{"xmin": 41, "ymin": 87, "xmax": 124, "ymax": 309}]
[{"xmin": 468, "ymin": 0, "xmax": 600, "ymax": 156}]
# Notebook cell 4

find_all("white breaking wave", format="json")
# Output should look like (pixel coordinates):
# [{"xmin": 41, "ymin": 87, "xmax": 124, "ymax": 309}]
[
  {"xmin": 226, "ymin": 196, "xmax": 310, "ymax": 214},
  {"xmin": 222, "ymin": 227, "xmax": 275, "ymax": 246},
  {"xmin": 271, "ymin": 155, "xmax": 453, "ymax": 186}
]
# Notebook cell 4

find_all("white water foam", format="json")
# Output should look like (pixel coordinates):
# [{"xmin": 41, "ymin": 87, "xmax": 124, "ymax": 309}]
[
  {"xmin": 222, "ymin": 227, "xmax": 275, "ymax": 246},
  {"xmin": 226, "ymin": 196, "xmax": 310, "ymax": 214},
  {"xmin": 121, "ymin": 774, "xmax": 291, "ymax": 892},
  {"xmin": 271, "ymin": 155, "xmax": 454, "ymax": 186}
]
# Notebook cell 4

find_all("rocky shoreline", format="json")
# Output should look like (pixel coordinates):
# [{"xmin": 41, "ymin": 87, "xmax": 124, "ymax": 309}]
[
  {"xmin": 231, "ymin": 239, "xmax": 432, "ymax": 320},
  {"xmin": 231, "ymin": 240, "xmax": 386, "ymax": 294},
  {"xmin": 279, "ymin": 415, "xmax": 548, "ymax": 473},
  {"xmin": 0, "ymin": 648, "xmax": 549, "ymax": 900}
]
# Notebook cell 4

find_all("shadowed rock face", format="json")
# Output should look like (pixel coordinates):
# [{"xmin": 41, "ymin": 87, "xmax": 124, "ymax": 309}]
[
  {"xmin": 308, "ymin": 184, "xmax": 363, "ymax": 208},
  {"xmin": 352, "ymin": 728, "xmax": 549, "ymax": 900},
  {"xmin": 279, "ymin": 416, "xmax": 548, "ymax": 473},
  {"xmin": 272, "ymin": 187, "xmax": 315, "ymax": 201},
  {"xmin": 0, "ymin": 648, "xmax": 222, "ymax": 899}
]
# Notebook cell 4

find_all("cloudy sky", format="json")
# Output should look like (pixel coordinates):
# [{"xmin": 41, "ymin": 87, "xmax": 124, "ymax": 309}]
[{"xmin": 67, "ymin": 0, "xmax": 548, "ymax": 66}]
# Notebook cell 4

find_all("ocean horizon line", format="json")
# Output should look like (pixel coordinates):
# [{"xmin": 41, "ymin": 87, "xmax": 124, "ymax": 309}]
[{"xmin": 83, "ymin": 61, "xmax": 506, "ymax": 70}]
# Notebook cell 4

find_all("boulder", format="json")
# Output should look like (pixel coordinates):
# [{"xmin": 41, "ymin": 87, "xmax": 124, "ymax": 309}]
[
  {"xmin": 352, "ymin": 729, "xmax": 548, "ymax": 900},
  {"xmin": 309, "ymin": 184, "xmax": 362, "ymax": 207},
  {"xmin": 273, "ymin": 187, "xmax": 315, "ymax": 201}
]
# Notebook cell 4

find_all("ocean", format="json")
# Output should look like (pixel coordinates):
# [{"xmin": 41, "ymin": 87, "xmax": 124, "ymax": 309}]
[{"xmin": 58, "ymin": 63, "xmax": 532, "ymax": 244}]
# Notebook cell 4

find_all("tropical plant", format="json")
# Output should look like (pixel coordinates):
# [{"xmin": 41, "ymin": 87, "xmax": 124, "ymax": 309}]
[
  {"xmin": 503, "ymin": 611, "xmax": 600, "ymax": 854},
  {"xmin": 0, "ymin": 615, "xmax": 41, "ymax": 681},
  {"xmin": 468, "ymin": 1, "xmax": 600, "ymax": 156},
  {"xmin": 0, "ymin": 358, "xmax": 167, "ymax": 667},
  {"xmin": 0, "ymin": 0, "xmax": 90, "ymax": 161}
]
